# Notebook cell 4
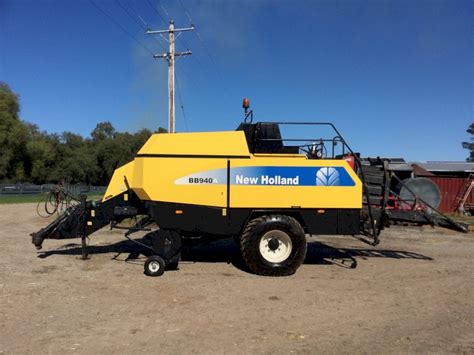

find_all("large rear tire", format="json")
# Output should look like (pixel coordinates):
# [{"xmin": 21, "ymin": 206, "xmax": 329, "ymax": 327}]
[{"xmin": 240, "ymin": 215, "xmax": 307, "ymax": 276}]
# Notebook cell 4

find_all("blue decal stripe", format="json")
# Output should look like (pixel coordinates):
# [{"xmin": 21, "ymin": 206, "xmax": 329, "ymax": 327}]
[{"xmin": 175, "ymin": 166, "xmax": 355, "ymax": 186}]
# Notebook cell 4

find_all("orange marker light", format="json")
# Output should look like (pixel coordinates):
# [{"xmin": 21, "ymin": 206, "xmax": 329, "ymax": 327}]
[{"xmin": 242, "ymin": 98, "xmax": 250, "ymax": 109}]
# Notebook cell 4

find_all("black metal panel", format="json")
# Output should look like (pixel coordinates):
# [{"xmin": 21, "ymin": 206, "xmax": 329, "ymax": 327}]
[
  {"xmin": 236, "ymin": 122, "xmax": 288, "ymax": 154},
  {"xmin": 228, "ymin": 208, "xmax": 252, "ymax": 235},
  {"xmin": 299, "ymin": 209, "xmax": 359, "ymax": 235},
  {"xmin": 236, "ymin": 208, "xmax": 360, "ymax": 236},
  {"xmin": 336, "ymin": 209, "xmax": 361, "ymax": 234},
  {"xmin": 300, "ymin": 210, "xmax": 338, "ymax": 234},
  {"xmin": 146, "ymin": 201, "xmax": 361, "ymax": 238},
  {"xmin": 146, "ymin": 201, "xmax": 230, "ymax": 236}
]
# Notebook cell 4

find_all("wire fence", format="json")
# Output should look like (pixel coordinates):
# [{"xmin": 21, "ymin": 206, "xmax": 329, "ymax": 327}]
[{"xmin": 0, "ymin": 184, "xmax": 106, "ymax": 196}]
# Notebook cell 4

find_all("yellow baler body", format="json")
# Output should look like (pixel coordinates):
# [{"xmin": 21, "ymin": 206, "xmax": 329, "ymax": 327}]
[{"xmin": 103, "ymin": 130, "xmax": 362, "ymax": 210}]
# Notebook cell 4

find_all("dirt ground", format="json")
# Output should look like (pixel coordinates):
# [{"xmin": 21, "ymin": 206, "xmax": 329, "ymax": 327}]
[{"xmin": 0, "ymin": 204, "xmax": 473, "ymax": 354}]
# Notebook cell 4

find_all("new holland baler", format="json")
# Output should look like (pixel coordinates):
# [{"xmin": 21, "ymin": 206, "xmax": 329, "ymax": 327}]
[{"xmin": 32, "ymin": 119, "xmax": 383, "ymax": 277}]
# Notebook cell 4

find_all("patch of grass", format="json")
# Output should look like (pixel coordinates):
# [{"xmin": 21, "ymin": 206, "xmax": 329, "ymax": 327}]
[
  {"xmin": 0, "ymin": 195, "xmax": 44, "ymax": 204},
  {"xmin": 0, "ymin": 194, "xmax": 103, "ymax": 204}
]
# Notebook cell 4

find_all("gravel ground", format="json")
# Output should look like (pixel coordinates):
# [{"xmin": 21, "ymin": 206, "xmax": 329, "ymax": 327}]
[{"xmin": 1, "ymin": 203, "xmax": 473, "ymax": 354}]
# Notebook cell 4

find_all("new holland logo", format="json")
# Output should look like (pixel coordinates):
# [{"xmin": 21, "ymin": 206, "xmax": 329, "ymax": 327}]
[{"xmin": 315, "ymin": 167, "xmax": 340, "ymax": 186}]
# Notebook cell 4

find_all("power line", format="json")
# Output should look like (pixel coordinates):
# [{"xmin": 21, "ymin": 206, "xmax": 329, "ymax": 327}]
[
  {"xmin": 114, "ymin": 0, "xmax": 167, "ymax": 52},
  {"xmin": 175, "ymin": 72, "xmax": 189, "ymax": 132},
  {"xmin": 88, "ymin": 0, "xmax": 154, "ymax": 56},
  {"xmin": 115, "ymin": 0, "xmax": 145, "ymax": 29},
  {"xmin": 118, "ymin": 0, "xmax": 148, "ymax": 27},
  {"xmin": 159, "ymin": 3, "xmax": 172, "ymax": 20},
  {"xmin": 178, "ymin": 0, "xmax": 193, "ymax": 24},
  {"xmin": 144, "ymin": 0, "xmax": 167, "ymax": 25}
]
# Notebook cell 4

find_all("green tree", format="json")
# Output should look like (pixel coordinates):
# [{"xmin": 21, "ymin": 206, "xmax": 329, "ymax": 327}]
[
  {"xmin": 131, "ymin": 128, "xmax": 153, "ymax": 153},
  {"xmin": 47, "ymin": 132, "xmax": 92, "ymax": 184},
  {"xmin": 89, "ymin": 124, "xmax": 154, "ymax": 185},
  {"xmin": 94, "ymin": 135, "xmax": 132, "ymax": 185},
  {"xmin": 24, "ymin": 123, "xmax": 58, "ymax": 183},
  {"xmin": 0, "ymin": 83, "xmax": 29, "ymax": 181},
  {"xmin": 91, "ymin": 121, "xmax": 115, "ymax": 141},
  {"xmin": 462, "ymin": 123, "xmax": 474, "ymax": 162}
]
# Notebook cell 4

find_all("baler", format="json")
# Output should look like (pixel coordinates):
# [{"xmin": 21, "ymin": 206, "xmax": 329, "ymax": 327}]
[{"xmin": 32, "ymin": 114, "xmax": 384, "ymax": 276}]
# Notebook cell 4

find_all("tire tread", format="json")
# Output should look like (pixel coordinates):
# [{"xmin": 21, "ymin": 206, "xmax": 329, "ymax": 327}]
[{"xmin": 240, "ymin": 215, "xmax": 306, "ymax": 276}]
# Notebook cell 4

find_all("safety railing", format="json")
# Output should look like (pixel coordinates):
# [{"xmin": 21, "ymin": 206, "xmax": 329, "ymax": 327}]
[{"xmin": 252, "ymin": 122, "xmax": 353, "ymax": 159}]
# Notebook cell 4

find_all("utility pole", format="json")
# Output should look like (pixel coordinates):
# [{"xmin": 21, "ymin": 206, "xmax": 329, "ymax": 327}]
[{"xmin": 147, "ymin": 21, "xmax": 194, "ymax": 133}]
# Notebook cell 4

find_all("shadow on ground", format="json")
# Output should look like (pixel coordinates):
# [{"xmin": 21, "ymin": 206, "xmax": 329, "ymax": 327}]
[{"xmin": 37, "ymin": 237, "xmax": 432, "ymax": 273}]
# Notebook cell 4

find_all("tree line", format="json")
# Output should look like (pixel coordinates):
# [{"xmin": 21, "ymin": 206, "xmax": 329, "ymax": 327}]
[{"xmin": 0, "ymin": 82, "xmax": 166, "ymax": 186}]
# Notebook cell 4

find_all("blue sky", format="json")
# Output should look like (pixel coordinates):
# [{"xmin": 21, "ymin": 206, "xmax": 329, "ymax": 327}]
[{"xmin": 1, "ymin": 0, "xmax": 472, "ymax": 161}]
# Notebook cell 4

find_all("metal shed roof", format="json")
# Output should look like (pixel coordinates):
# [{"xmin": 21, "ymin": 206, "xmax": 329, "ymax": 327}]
[{"xmin": 388, "ymin": 161, "xmax": 474, "ymax": 173}]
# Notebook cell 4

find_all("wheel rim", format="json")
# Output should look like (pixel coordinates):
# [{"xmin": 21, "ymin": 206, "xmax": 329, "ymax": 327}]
[
  {"xmin": 259, "ymin": 230, "xmax": 293, "ymax": 263},
  {"xmin": 148, "ymin": 260, "xmax": 161, "ymax": 273}
]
